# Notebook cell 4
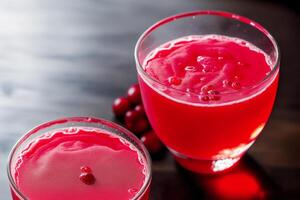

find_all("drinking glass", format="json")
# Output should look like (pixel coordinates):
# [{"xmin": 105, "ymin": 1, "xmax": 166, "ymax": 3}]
[
  {"xmin": 135, "ymin": 11, "xmax": 279, "ymax": 173},
  {"xmin": 8, "ymin": 117, "xmax": 151, "ymax": 200}
]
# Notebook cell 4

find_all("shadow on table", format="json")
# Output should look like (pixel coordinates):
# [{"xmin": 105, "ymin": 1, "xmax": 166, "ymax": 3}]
[{"xmin": 151, "ymin": 154, "xmax": 282, "ymax": 200}]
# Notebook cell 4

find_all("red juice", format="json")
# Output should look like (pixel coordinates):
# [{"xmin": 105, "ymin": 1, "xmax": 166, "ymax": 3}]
[
  {"xmin": 9, "ymin": 119, "xmax": 150, "ymax": 200},
  {"xmin": 138, "ymin": 35, "xmax": 279, "ymax": 173}
]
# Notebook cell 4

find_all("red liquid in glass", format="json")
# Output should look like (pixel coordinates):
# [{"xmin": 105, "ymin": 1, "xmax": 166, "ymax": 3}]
[
  {"xmin": 139, "ymin": 35, "xmax": 278, "ymax": 173},
  {"xmin": 12, "ymin": 127, "xmax": 149, "ymax": 200}
]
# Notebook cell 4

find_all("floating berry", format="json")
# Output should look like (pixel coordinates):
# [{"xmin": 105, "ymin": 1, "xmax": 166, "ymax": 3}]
[
  {"xmin": 112, "ymin": 97, "xmax": 130, "ymax": 118},
  {"xmin": 79, "ymin": 172, "xmax": 96, "ymax": 185},
  {"xmin": 134, "ymin": 104, "xmax": 146, "ymax": 117},
  {"xmin": 80, "ymin": 166, "xmax": 92, "ymax": 173},
  {"xmin": 127, "ymin": 84, "xmax": 142, "ymax": 105},
  {"xmin": 141, "ymin": 130, "xmax": 164, "ymax": 154}
]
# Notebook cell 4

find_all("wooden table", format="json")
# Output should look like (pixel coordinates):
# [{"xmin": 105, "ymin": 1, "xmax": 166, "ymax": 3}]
[{"xmin": 0, "ymin": 0, "xmax": 299, "ymax": 199}]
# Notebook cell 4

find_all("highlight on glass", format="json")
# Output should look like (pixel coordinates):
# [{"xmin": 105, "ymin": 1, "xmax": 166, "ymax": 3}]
[{"xmin": 135, "ymin": 10, "xmax": 279, "ymax": 173}]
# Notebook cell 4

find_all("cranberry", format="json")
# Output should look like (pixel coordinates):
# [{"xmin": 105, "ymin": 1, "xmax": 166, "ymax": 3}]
[
  {"xmin": 125, "ymin": 109, "xmax": 149, "ymax": 134},
  {"xmin": 127, "ymin": 84, "xmax": 142, "ymax": 105},
  {"xmin": 80, "ymin": 166, "xmax": 92, "ymax": 173},
  {"xmin": 134, "ymin": 104, "xmax": 146, "ymax": 117},
  {"xmin": 124, "ymin": 110, "xmax": 139, "ymax": 126},
  {"xmin": 79, "ymin": 172, "xmax": 96, "ymax": 185},
  {"xmin": 130, "ymin": 118, "xmax": 149, "ymax": 134},
  {"xmin": 112, "ymin": 97, "xmax": 130, "ymax": 118},
  {"xmin": 141, "ymin": 130, "xmax": 164, "ymax": 154}
]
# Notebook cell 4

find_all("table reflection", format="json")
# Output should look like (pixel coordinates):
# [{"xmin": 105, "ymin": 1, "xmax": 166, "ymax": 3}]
[{"xmin": 176, "ymin": 155, "xmax": 279, "ymax": 199}]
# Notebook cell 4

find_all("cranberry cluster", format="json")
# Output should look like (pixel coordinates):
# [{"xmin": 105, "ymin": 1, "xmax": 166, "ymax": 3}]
[{"xmin": 112, "ymin": 83, "xmax": 164, "ymax": 155}]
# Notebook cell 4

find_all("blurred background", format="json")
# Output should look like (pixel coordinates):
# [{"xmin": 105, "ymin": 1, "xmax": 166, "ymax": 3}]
[{"xmin": 0, "ymin": 0, "xmax": 299, "ymax": 199}]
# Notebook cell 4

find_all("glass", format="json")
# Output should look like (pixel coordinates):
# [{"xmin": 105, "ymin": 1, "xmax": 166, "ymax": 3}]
[
  {"xmin": 7, "ymin": 117, "xmax": 151, "ymax": 200},
  {"xmin": 135, "ymin": 11, "xmax": 279, "ymax": 173}
]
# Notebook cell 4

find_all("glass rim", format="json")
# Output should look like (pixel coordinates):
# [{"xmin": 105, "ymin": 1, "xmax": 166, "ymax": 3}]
[
  {"xmin": 134, "ymin": 10, "xmax": 280, "ymax": 96},
  {"xmin": 7, "ymin": 116, "xmax": 152, "ymax": 200}
]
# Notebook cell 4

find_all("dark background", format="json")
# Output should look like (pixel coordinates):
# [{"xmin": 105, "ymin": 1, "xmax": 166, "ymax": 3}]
[{"xmin": 0, "ymin": 0, "xmax": 299, "ymax": 199}]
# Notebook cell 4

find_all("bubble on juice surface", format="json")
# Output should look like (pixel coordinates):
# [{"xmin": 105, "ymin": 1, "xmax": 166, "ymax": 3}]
[
  {"xmin": 236, "ymin": 61, "xmax": 246, "ymax": 67},
  {"xmin": 208, "ymin": 90, "xmax": 221, "ymax": 101},
  {"xmin": 185, "ymin": 88, "xmax": 193, "ymax": 97},
  {"xmin": 222, "ymin": 79, "xmax": 232, "ymax": 87},
  {"xmin": 217, "ymin": 56, "xmax": 224, "ymax": 60},
  {"xmin": 200, "ymin": 77, "xmax": 206, "ymax": 82},
  {"xmin": 197, "ymin": 56, "xmax": 220, "ymax": 72},
  {"xmin": 184, "ymin": 65, "xmax": 197, "ymax": 72},
  {"xmin": 128, "ymin": 188, "xmax": 139, "ymax": 195},
  {"xmin": 65, "ymin": 127, "xmax": 79, "ymax": 134},
  {"xmin": 157, "ymin": 85, "xmax": 167, "ymax": 92},
  {"xmin": 231, "ymin": 81, "xmax": 241, "ymax": 90},
  {"xmin": 201, "ymin": 85, "xmax": 214, "ymax": 94},
  {"xmin": 234, "ymin": 75, "xmax": 240, "ymax": 80},
  {"xmin": 197, "ymin": 55, "xmax": 206, "ymax": 63}
]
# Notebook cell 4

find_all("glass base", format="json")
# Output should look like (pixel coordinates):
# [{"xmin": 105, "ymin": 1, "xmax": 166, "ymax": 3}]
[{"xmin": 170, "ymin": 149, "xmax": 241, "ymax": 174}]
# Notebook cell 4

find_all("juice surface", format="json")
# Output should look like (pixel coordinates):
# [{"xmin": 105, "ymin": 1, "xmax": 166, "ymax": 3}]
[
  {"xmin": 13, "ymin": 127, "xmax": 147, "ymax": 200},
  {"xmin": 139, "ymin": 34, "xmax": 278, "ymax": 162},
  {"xmin": 143, "ymin": 35, "xmax": 272, "ymax": 104}
]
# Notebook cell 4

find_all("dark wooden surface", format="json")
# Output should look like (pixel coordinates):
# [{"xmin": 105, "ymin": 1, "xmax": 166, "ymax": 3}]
[{"xmin": 0, "ymin": 0, "xmax": 299, "ymax": 199}]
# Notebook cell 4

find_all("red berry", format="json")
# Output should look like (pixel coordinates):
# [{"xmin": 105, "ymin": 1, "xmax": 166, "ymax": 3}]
[
  {"xmin": 80, "ymin": 166, "xmax": 92, "ymax": 173},
  {"xmin": 130, "ymin": 118, "xmax": 149, "ymax": 134},
  {"xmin": 125, "ymin": 109, "xmax": 149, "ymax": 135},
  {"xmin": 134, "ymin": 104, "xmax": 146, "ymax": 117},
  {"xmin": 79, "ymin": 172, "xmax": 96, "ymax": 185},
  {"xmin": 112, "ymin": 97, "xmax": 130, "ymax": 117},
  {"xmin": 141, "ymin": 130, "xmax": 164, "ymax": 154},
  {"xmin": 124, "ymin": 110, "xmax": 139, "ymax": 126},
  {"xmin": 127, "ymin": 84, "xmax": 142, "ymax": 105}
]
